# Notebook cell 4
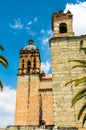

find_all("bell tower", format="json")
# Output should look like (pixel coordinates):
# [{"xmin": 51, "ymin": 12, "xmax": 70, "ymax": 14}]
[
  {"xmin": 15, "ymin": 39, "xmax": 41, "ymax": 125},
  {"xmin": 18, "ymin": 39, "xmax": 40, "ymax": 75},
  {"xmin": 49, "ymin": 10, "xmax": 76, "ymax": 128},
  {"xmin": 50, "ymin": 10, "xmax": 86, "ymax": 129},
  {"xmin": 52, "ymin": 10, "xmax": 74, "ymax": 37}
]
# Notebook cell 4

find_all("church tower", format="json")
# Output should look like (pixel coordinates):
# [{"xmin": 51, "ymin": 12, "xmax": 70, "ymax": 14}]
[
  {"xmin": 52, "ymin": 10, "xmax": 74, "ymax": 37},
  {"xmin": 15, "ymin": 39, "xmax": 41, "ymax": 125},
  {"xmin": 49, "ymin": 10, "xmax": 86, "ymax": 129},
  {"xmin": 18, "ymin": 39, "xmax": 40, "ymax": 75}
]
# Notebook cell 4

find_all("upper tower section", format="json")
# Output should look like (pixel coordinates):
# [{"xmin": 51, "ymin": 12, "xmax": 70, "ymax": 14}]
[
  {"xmin": 18, "ymin": 39, "xmax": 41, "ymax": 75},
  {"xmin": 52, "ymin": 10, "xmax": 74, "ymax": 37}
]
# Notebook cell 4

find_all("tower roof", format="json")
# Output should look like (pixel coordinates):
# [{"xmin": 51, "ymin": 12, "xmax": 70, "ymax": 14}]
[{"xmin": 23, "ymin": 39, "xmax": 37, "ymax": 51}]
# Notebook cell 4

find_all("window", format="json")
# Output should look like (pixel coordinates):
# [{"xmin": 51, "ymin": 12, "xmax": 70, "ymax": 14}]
[
  {"xmin": 80, "ymin": 40, "xmax": 83, "ymax": 47},
  {"xmin": 59, "ymin": 23, "xmax": 67, "ymax": 33},
  {"xmin": 22, "ymin": 59, "xmax": 24, "ymax": 63},
  {"xmin": 27, "ymin": 61, "xmax": 31, "ymax": 72},
  {"xmin": 22, "ymin": 64, "xmax": 24, "ymax": 69},
  {"xmin": 34, "ymin": 58, "xmax": 36, "ymax": 68}
]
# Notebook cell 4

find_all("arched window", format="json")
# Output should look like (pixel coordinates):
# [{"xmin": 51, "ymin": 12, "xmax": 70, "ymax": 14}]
[
  {"xmin": 22, "ymin": 59, "xmax": 24, "ymax": 63},
  {"xmin": 59, "ymin": 23, "xmax": 67, "ymax": 33},
  {"xmin": 34, "ymin": 58, "xmax": 36, "ymax": 68},
  {"xmin": 22, "ymin": 59, "xmax": 25, "ymax": 69},
  {"xmin": 22, "ymin": 64, "xmax": 24, "ymax": 69},
  {"xmin": 27, "ymin": 61, "xmax": 31, "ymax": 72}
]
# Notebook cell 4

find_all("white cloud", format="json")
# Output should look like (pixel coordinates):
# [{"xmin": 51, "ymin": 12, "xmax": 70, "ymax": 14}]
[
  {"xmin": 40, "ymin": 29, "xmax": 45, "ymax": 34},
  {"xmin": 27, "ymin": 17, "xmax": 38, "ymax": 26},
  {"xmin": 9, "ymin": 18, "xmax": 23, "ymax": 29},
  {"xmin": 13, "ymin": 32, "xmax": 18, "ymax": 35},
  {"xmin": 0, "ymin": 86, "xmax": 16, "ymax": 128},
  {"xmin": 76, "ymin": 0, "xmax": 81, "ymax": 4},
  {"xmin": 42, "ymin": 37, "xmax": 49, "ymax": 44},
  {"xmin": 41, "ymin": 61, "xmax": 51, "ymax": 74},
  {"xmin": 27, "ymin": 21, "xmax": 32, "ymax": 25},
  {"xmin": 64, "ymin": 1, "xmax": 86, "ymax": 36},
  {"xmin": 26, "ymin": 26, "xmax": 37, "ymax": 36},
  {"xmin": 34, "ymin": 17, "xmax": 38, "ymax": 22},
  {"xmin": 47, "ymin": 29, "xmax": 52, "ymax": 35},
  {"xmin": 39, "ymin": 29, "xmax": 53, "ymax": 45}
]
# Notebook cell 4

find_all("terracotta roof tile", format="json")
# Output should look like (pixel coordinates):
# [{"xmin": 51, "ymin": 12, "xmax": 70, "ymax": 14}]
[{"xmin": 42, "ymin": 74, "xmax": 52, "ymax": 79}]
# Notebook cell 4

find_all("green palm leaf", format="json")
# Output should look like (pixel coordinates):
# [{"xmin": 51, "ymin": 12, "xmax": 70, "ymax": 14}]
[
  {"xmin": 0, "ymin": 55, "xmax": 8, "ymax": 68},
  {"xmin": 65, "ymin": 47, "xmax": 86, "ymax": 127},
  {"xmin": 82, "ymin": 114, "xmax": 86, "ymax": 127},
  {"xmin": 78, "ymin": 103, "xmax": 86, "ymax": 120},
  {"xmin": 0, "ymin": 45, "xmax": 8, "ymax": 91},
  {"xmin": 0, "ymin": 45, "xmax": 4, "ymax": 51},
  {"xmin": 74, "ymin": 76, "xmax": 86, "ymax": 87},
  {"xmin": 80, "ymin": 47, "xmax": 86, "ymax": 52},
  {"xmin": 71, "ymin": 88, "xmax": 86, "ymax": 106},
  {"xmin": 65, "ymin": 76, "xmax": 86, "ymax": 87},
  {"xmin": 69, "ymin": 60, "xmax": 86, "ymax": 65},
  {"xmin": 65, "ymin": 79, "xmax": 78, "ymax": 86},
  {"xmin": 0, "ymin": 80, "xmax": 3, "ymax": 91},
  {"xmin": 71, "ymin": 65, "xmax": 86, "ymax": 70}
]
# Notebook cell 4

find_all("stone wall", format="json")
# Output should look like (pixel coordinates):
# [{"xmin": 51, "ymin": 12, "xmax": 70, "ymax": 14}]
[
  {"xmin": 49, "ymin": 36, "xmax": 86, "ymax": 129},
  {"xmin": 15, "ymin": 74, "xmax": 40, "ymax": 125},
  {"xmin": 14, "ymin": 75, "xmax": 29, "ymax": 125},
  {"xmin": 15, "ymin": 74, "xmax": 54, "ymax": 126},
  {"xmin": 39, "ymin": 80, "xmax": 54, "ymax": 125},
  {"xmin": 7, "ymin": 126, "xmax": 50, "ymax": 130}
]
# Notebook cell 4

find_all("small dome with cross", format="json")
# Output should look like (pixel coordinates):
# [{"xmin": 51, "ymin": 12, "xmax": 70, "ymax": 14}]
[{"xmin": 24, "ymin": 39, "xmax": 37, "ymax": 51}]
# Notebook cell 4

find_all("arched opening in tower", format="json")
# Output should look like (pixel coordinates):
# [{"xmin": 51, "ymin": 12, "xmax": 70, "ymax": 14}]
[
  {"xmin": 27, "ymin": 60, "xmax": 31, "ymax": 72},
  {"xmin": 59, "ymin": 23, "xmax": 67, "ymax": 33}
]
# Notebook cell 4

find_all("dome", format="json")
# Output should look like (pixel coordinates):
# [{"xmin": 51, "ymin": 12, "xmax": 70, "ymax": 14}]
[
  {"xmin": 23, "ymin": 39, "xmax": 37, "ymax": 51},
  {"xmin": 24, "ymin": 44, "xmax": 37, "ymax": 51}
]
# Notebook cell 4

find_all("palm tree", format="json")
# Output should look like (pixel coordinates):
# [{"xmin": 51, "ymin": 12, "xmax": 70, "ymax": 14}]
[
  {"xmin": 65, "ymin": 47, "xmax": 86, "ymax": 127},
  {"xmin": 0, "ymin": 45, "xmax": 8, "ymax": 91}
]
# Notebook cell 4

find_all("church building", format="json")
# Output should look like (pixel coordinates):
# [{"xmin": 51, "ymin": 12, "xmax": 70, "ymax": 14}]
[
  {"xmin": 8, "ymin": 10, "xmax": 86, "ymax": 130},
  {"xmin": 14, "ymin": 39, "xmax": 54, "ymax": 127}
]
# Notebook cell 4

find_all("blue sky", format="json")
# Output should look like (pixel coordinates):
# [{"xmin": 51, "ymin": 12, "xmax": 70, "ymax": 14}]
[
  {"xmin": 0, "ymin": 0, "xmax": 86, "ymax": 128},
  {"xmin": 0, "ymin": 0, "xmax": 79, "ymax": 89}
]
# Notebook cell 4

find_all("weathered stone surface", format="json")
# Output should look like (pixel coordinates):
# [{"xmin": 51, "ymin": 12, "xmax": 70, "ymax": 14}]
[{"xmin": 50, "ymin": 11, "xmax": 86, "ymax": 129}]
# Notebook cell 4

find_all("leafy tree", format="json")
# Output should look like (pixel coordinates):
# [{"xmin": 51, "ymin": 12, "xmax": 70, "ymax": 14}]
[
  {"xmin": 65, "ymin": 48, "xmax": 86, "ymax": 127},
  {"xmin": 0, "ymin": 45, "xmax": 8, "ymax": 91}
]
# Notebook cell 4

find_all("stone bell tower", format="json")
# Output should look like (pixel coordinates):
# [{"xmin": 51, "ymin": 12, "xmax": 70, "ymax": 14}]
[
  {"xmin": 18, "ymin": 39, "xmax": 40, "ymax": 75},
  {"xmin": 15, "ymin": 39, "xmax": 41, "ymax": 125},
  {"xmin": 52, "ymin": 10, "xmax": 74, "ymax": 37},
  {"xmin": 49, "ymin": 10, "xmax": 86, "ymax": 129}
]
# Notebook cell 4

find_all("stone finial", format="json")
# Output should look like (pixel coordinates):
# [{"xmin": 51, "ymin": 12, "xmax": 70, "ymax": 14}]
[{"xmin": 28, "ymin": 39, "xmax": 34, "ymax": 45}]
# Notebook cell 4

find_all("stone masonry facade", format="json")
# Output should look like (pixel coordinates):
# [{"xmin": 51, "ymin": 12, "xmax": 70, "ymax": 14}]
[
  {"xmin": 10, "ymin": 10, "xmax": 86, "ymax": 130},
  {"xmin": 14, "ymin": 40, "xmax": 54, "ymax": 126},
  {"xmin": 49, "ymin": 10, "xmax": 86, "ymax": 129}
]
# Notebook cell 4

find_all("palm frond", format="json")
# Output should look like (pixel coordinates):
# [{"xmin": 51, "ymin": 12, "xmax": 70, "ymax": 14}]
[
  {"xmin": 78, "ymin": 103, "xmax": 86, "ymax": 120},
  {"xmin": 82, "ymin": 114, "xmax": 86, "ymax": 127},
  {"xmin": 69, "ymin": 60, "xmax": 86, "ymax": 65},
  {"xmin": 71, "ymin": 88, "xmax": 86, "ymax": 106},
  {"xmin": 65, "ymin": 79, "xmax": 78, "ymax": 86},
  {"xmin": 0, "ymin": 45, "xmax": 4, "ymax": 51},
  {"xmin": 0, "ymin": 80, "xmax": 3, "ymax": 91},
  {"xmin": 65, "ymin": 76, "xmax": 86, "ymax": 87},
  {"xmin": 80, "ymin": 47, "xmax": 86, "ymax": 52},
  {"xmin": 71, "ymin": 65, "xmax": 86, "ymax": 70},
  {"xmin": 0, "ymin": 55, "xmax": 8, "ymax": 68},
  {"xmin": 74, "ymin": 76, "xmax": 86, "ymax": 87}
]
